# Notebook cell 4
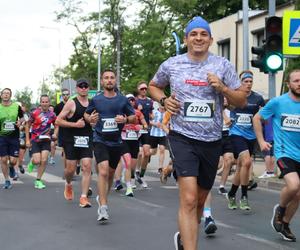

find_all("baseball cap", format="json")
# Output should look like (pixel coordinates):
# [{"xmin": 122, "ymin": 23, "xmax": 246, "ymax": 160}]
[
  {"xmin": 76, "ymin": 78, "xmax": 89, "ymax": 86},
  {"xmin": 126, "ymin": 94, "xmax": 135, "ymax": 99},
  {"xmin": 185, "ymin": 16, "xmax": 211, "ymax": 37}
]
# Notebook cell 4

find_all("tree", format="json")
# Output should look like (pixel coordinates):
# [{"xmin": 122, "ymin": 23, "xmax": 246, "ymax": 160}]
[{"xmin": 14, "ymin": 87, "xmax": 33, "ymax": 110}]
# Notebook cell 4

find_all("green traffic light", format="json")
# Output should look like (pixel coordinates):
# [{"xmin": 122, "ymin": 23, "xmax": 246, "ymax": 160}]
[{"xmin": 265, "ymin": 52, "xmax": 283, "ymax": 72}]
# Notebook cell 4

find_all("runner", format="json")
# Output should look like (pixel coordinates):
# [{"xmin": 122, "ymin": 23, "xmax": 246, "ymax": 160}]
[
  {"xmin": 148, "ymin": 16, "xmax": 246, "ymax": 250},
  {"xmin": 56, "ymin": 78, "xmax": 93, "ymax": 207},
  {"xmin": 84, "ymin": 69, "xmax": 135, "ymax": 222},
  {"xmin": 226, "ymin": 70, "xmax": 264, "ymax": 211},
  {"xmin": 135, "ymin": 81, "xmax": 154, "ymax": 188},
  {"xmin": 149, "ymin": 104, "xmax": 167, "ymax": 172},
  {"xmin": 253, "ymin": 69, "xmax": 300, "ymax": 242},
  {"xmin": 25, "ymin": 95, "xmax": 57, "ymax": 189},
  {"xmin": 0, "ymin": 88, "xmax": 24, "ymax": 189}
]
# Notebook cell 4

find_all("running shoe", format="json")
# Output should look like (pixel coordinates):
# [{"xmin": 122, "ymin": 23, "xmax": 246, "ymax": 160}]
[
  {"xmin": 3, "ymin": 180, "xmax": 12, "ymax": 189},
  {"xmin": 226, "ymin": 194, "xmax": 238, "ymax": 210},
  {"xmin": 141, "ymin": 178, "xmax": 148, "ymax": 188},
  {"xmin": 131, "ymin": 179, "xmax": 137, "ymax": 189},
  {"xmin": 97, "ymin": 205, "xmax": 109, "ymax": 222},
  {"xmin": 218, "ymin": 187, "xmax": 228, "ymax": 195},
  {"xmin": 9, "ymin": 165, "xmax": 16, "ymax": 178},
  {"xmin": 174, "ymin": 232, "xmax": 184, "ymax": 250},
  {"xmin": 64, "ymin": 183, "xmax": 74, "ymax": 200},
  {"xmin": 27, "ymin": 161, "xmax": 35, "ymax": 173},
  {"xmin": 87, "ymin": 187, "xmax": 93, "ymax": 197},
  {"xmin": 280, "ymin": 223, "xmax": 296, "ymax": 242},
  {"xmin": 248, "ymin": 180, "xmax": 258, "ymax": 190},
  {"xmin": 34, "ymin": 180, "xmax": 46, "ymax": 189},
  {"xmin": 271, "ymin": 204, "xmax": 283, "ymax": 232},
  {"xmin": 48, "ymin": 157, "xmax": 55, "ymax": 165},
  {"xmin": 79, "ymin": 197, "xmax": 91, "ymax": 208},
  {"xmin": 135, "ymin": 171, "xmax": 143, "ymax": 185},
  {"xmin": 12, "ymin": 173, "xmax": 19, "ymax": 181},
  {"xmin": 239, "ymin": 196, "xmax": 251, "ymax": 210},
  {"xmin": 204, "ymin": 216, "xmax": 217, "ymax": 235},
  {"xmin": 160, "ymin": 166, "xmax": 172, "ymax": 184},
  {"xmin": 125, "ymin": 187, "xmax": 134, "ymax": 197},
  {"xmin": 258, "ymin": 171, "xmax": 275, "ymax": 179},
  {"xmin": 114, "ymin": 181, "xmax": 123, "ymax": 191},
  {"xmin": 18, "ymin": 165, "xmax": 25, "ymax": 174}
]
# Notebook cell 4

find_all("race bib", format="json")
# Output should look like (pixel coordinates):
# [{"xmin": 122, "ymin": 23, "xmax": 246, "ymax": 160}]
[
  {"xmin": 102, "ymin": 118, "xmax": 118, "ymax": 132},
  {"xmin": 125, "ymin": 130, "xmax": 138, "ymax": 140},
  {"xmin": 139, "ymin": 129, "xmax": 148, "ymax": 134},
  {"xmin": 183, "ymin": 100, "xmax": 215, "ymax": 122},
  {"xmin": 74, "ymin": 136, "xmax": 89, "ymax": 148},
  {"xmin": 236, "ymin": 113, "xmax": 253, "ymax": 126},
  {"xmin": 38, "ymin": 135, "xmax": 51, "ymax": 140},
  {"xmin": 281, "ymin": 114, "xmax": 300, "ymax": 132},
  {"xmin": 3, "ymin": 121, "xmax": 15, "ymax": 131}
]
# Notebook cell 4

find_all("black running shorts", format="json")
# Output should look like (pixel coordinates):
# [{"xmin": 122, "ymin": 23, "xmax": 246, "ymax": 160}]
[
  {"xmin": 230, "ymin": 134, "xmax": 256, "ymax": 159},
  {"xmin": 93, "ymin": 142, "xmax": 122, "ymax": 169},
  {"xmin": 168, "ymin": 131, "xmax": 222, "ymax": 190},
  {"xmin": 277, "ymin": 157, "xmax": 300, "ymax": 178},
  {"xmin": 63, "ymin": 141, "xmax": 93, "ymax": 160}
]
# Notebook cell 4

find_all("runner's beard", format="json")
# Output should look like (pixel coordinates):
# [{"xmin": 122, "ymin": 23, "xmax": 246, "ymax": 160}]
[{"xmin": 291, "ymin": 88, "xmax": 300, "ymax": 98}]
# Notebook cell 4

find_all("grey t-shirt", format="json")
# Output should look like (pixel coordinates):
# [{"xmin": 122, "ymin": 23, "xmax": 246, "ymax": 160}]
[{"xmin": 152, "ymin": 53, "xmax": 241, "ymax": 141}]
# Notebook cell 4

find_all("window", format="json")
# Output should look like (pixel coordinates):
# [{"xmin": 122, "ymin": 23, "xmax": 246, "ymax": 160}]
[
  {"xmin": 252, "ymin": 28, "xmax": 265, "ymax": 46},
  {"xmin": 217, "ymin": 39, "xmax": 230, "ymax": 60}
]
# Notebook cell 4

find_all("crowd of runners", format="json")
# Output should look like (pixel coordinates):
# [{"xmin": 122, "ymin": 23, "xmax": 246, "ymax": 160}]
[{"xmin": 1, "ymin": 16, "xmax": 300, "ymax": 250}]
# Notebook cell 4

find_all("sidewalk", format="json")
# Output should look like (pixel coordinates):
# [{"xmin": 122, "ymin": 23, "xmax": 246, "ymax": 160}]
[{"xmin": 147, "ymin": 151, "xmax": 285, "ymax": 191}]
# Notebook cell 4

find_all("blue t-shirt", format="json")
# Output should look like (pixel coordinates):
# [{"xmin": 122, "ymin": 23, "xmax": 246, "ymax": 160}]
[
  {"xmin": 259, "ymin": 93, "xmax": 300, "ymax": 162},
  {"xmin": 86, "ymin": 93, "xmax": 135, "ymax": 146},
  {"xmin": 136, "ymin": 97, "xmax": 153, "ymax": 125},
  {"xmin": 230, "ymin": 91, "xmax": 265, "ymax": 140}
]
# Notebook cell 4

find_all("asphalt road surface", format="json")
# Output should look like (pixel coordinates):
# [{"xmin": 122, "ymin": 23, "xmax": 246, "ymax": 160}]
[{"xmin": 1, "ymin": 150, "xmax": 299, "ymax": 250}]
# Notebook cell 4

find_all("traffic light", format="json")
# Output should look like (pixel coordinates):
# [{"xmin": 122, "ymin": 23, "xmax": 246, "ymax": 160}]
[
  {"xmin": 251, "ymin": 45, "xmax": 266, "ymax": 73},
  {"xmin": 264, "ymin": 16, "xmax": 283, "ymax": 73}
]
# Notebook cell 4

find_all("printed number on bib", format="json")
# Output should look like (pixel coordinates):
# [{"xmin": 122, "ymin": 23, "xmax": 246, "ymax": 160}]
[
  {"xmin": 3, "ymin": 121, "xmax": 15, "ymax": 131},
  {"xmin": 125, "ymin": 130, "xmax": 138, "ymax": 140},
  {"xmin": 236, "ymin": 113, "xmax": 253, "ymax": 126},
  {"xmin": 281, "ymin": 114, "xmax": 300, "ymax": 132},
  {"xmin": 74, "ymin": 136, "xmax": 89, "ymax": 148},
  {"xmin": 184, "ymin": 101, "xmax": 214, "ymax": 122},
  {"xmin": 102, "ymin": 118, "xmax": 118, "ymax": 132}
]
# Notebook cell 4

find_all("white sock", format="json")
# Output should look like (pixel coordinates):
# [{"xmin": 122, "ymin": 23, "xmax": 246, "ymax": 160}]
[
  {"xmin": 126, "ymin": 181, "xmax": 131, "ymax": 188},
  {"xmin": 203, "ymin": 207, "xmax": 212, "ymax": 218}
]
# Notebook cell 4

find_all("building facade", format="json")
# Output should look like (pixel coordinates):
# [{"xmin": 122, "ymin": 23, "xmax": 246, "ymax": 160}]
[{"xmin": 209, "ymin": 2, "xmax": 294, "ymax": 97}]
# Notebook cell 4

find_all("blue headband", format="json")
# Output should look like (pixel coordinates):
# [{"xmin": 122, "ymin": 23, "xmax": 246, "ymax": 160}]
[
  {"xmin": 241, "ymin": 72, "xmax": 253, "ymax": 81},
  {"xmin": 185, "ymin": 16, "xmax": 211, "ymax": 37}
]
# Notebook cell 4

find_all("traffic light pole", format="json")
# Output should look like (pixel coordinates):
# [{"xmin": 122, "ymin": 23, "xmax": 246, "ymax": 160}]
[{"xmin": 268, "ymin": 0, "xmax": 276, "ymax": 98}]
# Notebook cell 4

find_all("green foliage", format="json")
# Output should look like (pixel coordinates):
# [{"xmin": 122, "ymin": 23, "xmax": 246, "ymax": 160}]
[{"xmin": 14, "ymin": 87, "xmax": 33, "ymax": 110}]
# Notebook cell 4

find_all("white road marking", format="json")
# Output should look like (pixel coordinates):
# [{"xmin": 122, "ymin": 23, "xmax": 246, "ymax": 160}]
[{"xmin": 0, "ymin": 175, "xmax": 23, "ymax": 184}]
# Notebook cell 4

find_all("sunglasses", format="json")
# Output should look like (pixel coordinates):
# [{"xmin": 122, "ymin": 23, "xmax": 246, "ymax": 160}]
[
  {"xmin": 139, "ymin": 87, "xmax": 147, "ymax": 91},
  {"xmin": 129, "ymin": 98, "xmax": 135, "ymax": 102},
  {"xmin": 62, "ymin": 93, "xmax": 69, "ymax": 96},
  {"xmin": 77, "ymin": 83, "xmax": 89, "ymax": 89}
]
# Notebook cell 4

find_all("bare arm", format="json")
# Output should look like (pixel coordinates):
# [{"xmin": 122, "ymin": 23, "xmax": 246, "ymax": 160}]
[
  {"xmin": 148, "ymin": 80, "xmax": 180, "ymax": 115},
  {"xmin": 253, "ymin": 113, "xmax": 272, "ymax": 152},
  {"xmin": 56, "ymin": 100, "xmax": 85, "ymax": 128}
]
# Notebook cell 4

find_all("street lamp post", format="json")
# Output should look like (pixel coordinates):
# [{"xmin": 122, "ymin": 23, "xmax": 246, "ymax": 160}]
[{"xmin": 97, "ymin": 0, "xmax": 101, "ymax": 91}]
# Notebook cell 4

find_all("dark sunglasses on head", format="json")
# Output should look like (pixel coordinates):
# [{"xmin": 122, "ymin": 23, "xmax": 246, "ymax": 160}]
[
  {"xmin": 77, "ymin": 83, "xmax": 89, "ymax": 89},
  {"xmin": 139, "ymin": 87, "xmax": 147, "ymax": 91}
]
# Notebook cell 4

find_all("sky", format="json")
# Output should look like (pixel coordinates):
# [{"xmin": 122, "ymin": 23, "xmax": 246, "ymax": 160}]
[{"xmin": 0, "ymin": 0, "xmax": 98, "ymax": 101}]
